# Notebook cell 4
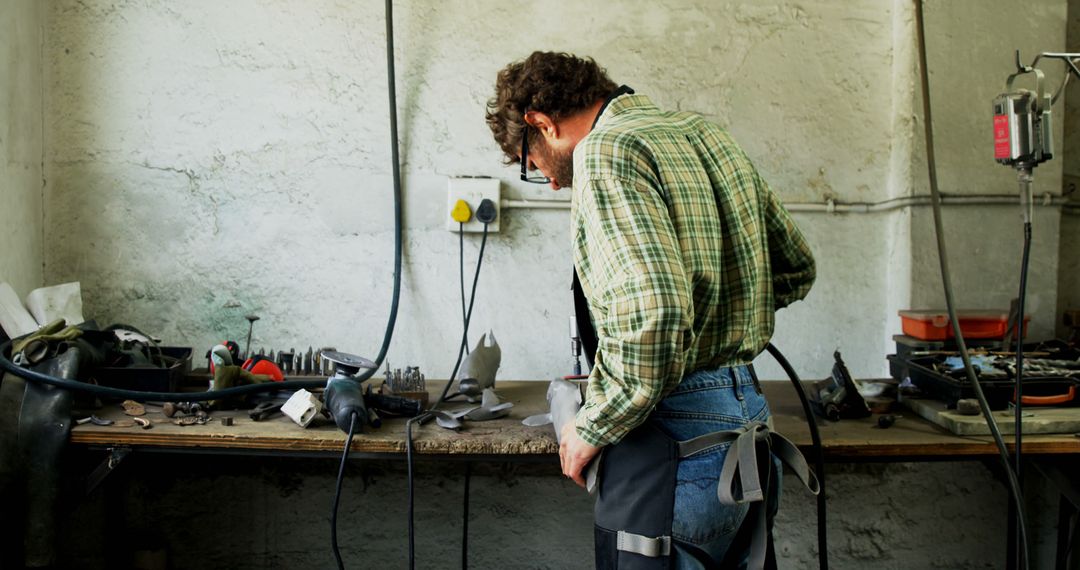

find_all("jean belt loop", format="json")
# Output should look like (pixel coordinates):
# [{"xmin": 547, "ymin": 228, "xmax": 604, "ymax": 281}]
[
  {"xmin": 747, "ymin": 363, "xmax": 763, "ymax": 395},
  {"xmin": 732, "ymin": 367, "xmax": 745, "ymax": 401}
]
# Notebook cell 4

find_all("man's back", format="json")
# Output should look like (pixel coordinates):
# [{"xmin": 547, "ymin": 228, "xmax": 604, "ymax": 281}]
[{"xmin": 572, "ymin": 93, "xmax": 815, "ymax": 383}]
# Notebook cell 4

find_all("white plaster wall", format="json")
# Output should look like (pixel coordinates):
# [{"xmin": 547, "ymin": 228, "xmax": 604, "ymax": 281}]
[
  {"xmin": 43, "ymin": 0, "xmax": 920, "ymax": 381},
  {"xmin": 0, "ymin": 0, "xmax": 44, "ymax": 304}
]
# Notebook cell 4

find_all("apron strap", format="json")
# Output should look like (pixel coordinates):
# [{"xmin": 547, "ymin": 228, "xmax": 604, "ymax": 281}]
[
  {"xmin": 677, "ymin": 421, "xmax": 820, "ymax": 570},
  {"xmin": 617, "ymin": 530, "xmax": 672, "ymax": 558}
]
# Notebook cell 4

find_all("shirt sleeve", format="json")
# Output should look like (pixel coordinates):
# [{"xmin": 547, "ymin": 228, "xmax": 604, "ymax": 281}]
[
  {"xmin": 758, "ymin": 173, "xmax": 816, "ymax": 309},
  {"xmin": 573, "ymin": 176, "xmax": 693, "ymax": 447}
]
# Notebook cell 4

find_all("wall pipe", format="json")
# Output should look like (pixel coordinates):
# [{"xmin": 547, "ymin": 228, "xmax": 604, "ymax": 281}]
[{"xmin": 502, "ymin": 193, "xmax": 1077, "ymax": 214}]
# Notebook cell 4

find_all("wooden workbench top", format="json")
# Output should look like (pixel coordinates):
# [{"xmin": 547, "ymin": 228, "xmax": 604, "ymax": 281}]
[{"xmin": 69, "ymin": 380, "xmax": 1080, "ymax": 459}]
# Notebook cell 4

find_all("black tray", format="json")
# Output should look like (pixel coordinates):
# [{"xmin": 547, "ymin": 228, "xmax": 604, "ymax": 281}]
[
  {"xmin": 94, "ymin": 346, "xmax": 192, "ymax": 393},
  {"xmin": 888, "ymin": 343, "xmax": 1080, "ymax": 410}
]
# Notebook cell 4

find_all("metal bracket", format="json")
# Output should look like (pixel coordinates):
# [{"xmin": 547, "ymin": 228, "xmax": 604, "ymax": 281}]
[{"xmin": 85, "ymin": 446, "xmax": 132, "ymax": 495}]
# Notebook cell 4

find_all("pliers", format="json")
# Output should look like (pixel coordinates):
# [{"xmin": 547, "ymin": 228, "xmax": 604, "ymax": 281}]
[{"xmin": 249, "ymin": 401, "xmax": 284, "ymax": 421}]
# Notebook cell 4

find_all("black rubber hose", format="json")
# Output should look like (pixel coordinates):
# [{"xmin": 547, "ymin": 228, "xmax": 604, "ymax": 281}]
[
  {"xmin": 765, "ymin": 343, "xmax": 827, "ymax": 570},
  {"xmin": 913, "ymin": 1, "xmax": 1028, "ymax": 567},
  {"xmin": 0, "ymin": 345, "xmax": 326, "ymax": 401}
]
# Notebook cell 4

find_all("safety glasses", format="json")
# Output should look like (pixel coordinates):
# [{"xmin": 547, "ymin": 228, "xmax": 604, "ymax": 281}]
[{"xmin": 519, "ymin": 130, "xmax": 551, "ymax": 184}]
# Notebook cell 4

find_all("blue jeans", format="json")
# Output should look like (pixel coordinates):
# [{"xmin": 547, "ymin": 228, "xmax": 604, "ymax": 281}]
[{"xmin": 652, "ymin": 365, "xmax": 782, "ymax": 569}]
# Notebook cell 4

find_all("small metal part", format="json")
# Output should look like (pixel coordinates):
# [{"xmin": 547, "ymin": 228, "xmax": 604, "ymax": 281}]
[
  {"xmin": 122, "ymin": 400, "xmax": 146, "ymax": 417},
  {"xmin": 90, "ymin": 415, "xmax": 114, "ymax": 426},
  {"xmin": 174, "ymin": 416, "xmax": 198, "ymax": 426},
  {"xmin": 76, "ymin": 416, "xmax": 93, "ymax": 425},
  {"xmin": 258, "ymin": 347, "xmax": 266, "ymax": 356},
  {"xmin": 221, "ymin": 417, "xmax": 234, "ymax": 426},
  {"xmin": 877, "ymin": 415, "xmax": 896, "ymax": 429},
  {"xmin": 162, "ymin": 402, "xmax": 178, "ymax": 418},
  {"xmin": 132, "ymin": 417, "xmax": 152, "ymax": 429}
]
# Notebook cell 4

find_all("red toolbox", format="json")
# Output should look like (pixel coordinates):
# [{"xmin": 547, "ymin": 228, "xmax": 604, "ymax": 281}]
[{"xmin": 899, "ymin": 309, "xmax": 1029, "ymax": 341}]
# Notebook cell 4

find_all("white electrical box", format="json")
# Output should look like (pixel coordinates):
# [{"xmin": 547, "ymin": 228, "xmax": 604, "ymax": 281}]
[{"xmin": 447, "ymin": 177, "xmax": 500, "ymax": 233}]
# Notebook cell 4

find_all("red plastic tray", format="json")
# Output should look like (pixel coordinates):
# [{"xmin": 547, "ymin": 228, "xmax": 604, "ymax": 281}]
[{"xmin": 899, "ymin": 310, "xmax": 1029, "ymax": 341}]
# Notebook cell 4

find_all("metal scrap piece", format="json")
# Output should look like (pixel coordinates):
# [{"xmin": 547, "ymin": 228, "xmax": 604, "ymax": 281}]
[
  {"xmin": 122, "ymin": 400, "xmax": 146, "ymax": 416},
  {"xmin": 132, "ymin": 417, "xmax": 152, "ymax": 429}
]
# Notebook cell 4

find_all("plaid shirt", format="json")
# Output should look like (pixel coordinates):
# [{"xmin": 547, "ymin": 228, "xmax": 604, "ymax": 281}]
[{"xmin": 571, "ymin": 93, "xmax": 815, "ymax": 447}]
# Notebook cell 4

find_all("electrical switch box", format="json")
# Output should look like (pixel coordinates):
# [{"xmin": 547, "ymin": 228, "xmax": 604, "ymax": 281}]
[{"xmin": 447, "ymin": 177, "xmax": 500, "ymax": 233}]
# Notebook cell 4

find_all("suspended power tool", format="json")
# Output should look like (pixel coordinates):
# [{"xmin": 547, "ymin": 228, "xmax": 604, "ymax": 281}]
[{"xmin": 993, "ymin": 51, "xmax": 1080, "ymax": 221}]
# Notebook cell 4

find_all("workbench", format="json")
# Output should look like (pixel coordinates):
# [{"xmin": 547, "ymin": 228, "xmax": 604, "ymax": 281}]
[
  {"xmin": 69, "ymin": 380, "xmax": 1080, "ymax": 460},
  {"xmin": 66, "ymin": 380, "xmax": 1080, "ymax": 569}
]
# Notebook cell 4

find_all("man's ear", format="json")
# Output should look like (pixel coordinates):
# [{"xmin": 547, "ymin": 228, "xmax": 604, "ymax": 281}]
[{"xmin": 524, "ymin": 111, "xmax": 559, "ymax": 140}]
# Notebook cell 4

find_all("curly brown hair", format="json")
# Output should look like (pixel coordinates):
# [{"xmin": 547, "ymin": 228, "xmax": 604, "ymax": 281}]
[{"xmin": 485, "ymin": 51, "xmax": 617, "ymax": 164}]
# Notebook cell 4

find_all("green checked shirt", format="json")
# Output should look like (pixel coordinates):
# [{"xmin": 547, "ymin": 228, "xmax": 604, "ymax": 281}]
[{"xmin": 571, "ymin": 93, "xmax": 815, "ymax": 447}]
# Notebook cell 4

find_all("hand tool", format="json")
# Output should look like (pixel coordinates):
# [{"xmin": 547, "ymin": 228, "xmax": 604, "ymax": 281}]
[
  {"xmin": 809, "ymin": 351, "xmax": 870, "ymax": 421},
  {"xmin": 243, "ymin": 315, "xmax": 260, "ymax": 360},
  {"xmin": 249, "ymin": 401, "xmax": 285, "ymax": 421},
  {"xmin": 365, "ymin": 389, "xmax": 422, "ymax": 417},
  {"xmin": 161, "ymin": 401, "xmax": 205, "ymax": 418}
]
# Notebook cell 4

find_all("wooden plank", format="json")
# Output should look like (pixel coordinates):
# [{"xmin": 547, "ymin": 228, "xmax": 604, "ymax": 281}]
[
  {"xmin": 68, "ymin": 380, "xmax": 1080, "ymax": 459},
  {"xmin": 903, "ymin": 397, "xmax": 1080, "ymax": 436}
]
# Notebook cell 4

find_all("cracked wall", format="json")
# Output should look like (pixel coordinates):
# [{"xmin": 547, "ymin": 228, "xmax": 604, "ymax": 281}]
[{"xmin": 0, "ymin": 0, "xmax": 44, "ymax": 301}]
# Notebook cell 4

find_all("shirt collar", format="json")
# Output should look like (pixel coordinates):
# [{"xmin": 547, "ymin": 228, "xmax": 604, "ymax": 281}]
[{"xmin": 592, "ymin": 90, "xmax": 657, "ymax": 130}]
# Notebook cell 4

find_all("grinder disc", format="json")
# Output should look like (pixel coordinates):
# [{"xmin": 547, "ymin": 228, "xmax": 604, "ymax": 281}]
[{"xmin": 320, "ymin": 350, "xmax": 377, "ymax": 376}]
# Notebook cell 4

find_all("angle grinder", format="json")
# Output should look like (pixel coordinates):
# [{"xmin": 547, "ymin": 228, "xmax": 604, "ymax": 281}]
[{"xmin": 322, "ymin": 350, "xmax": 378, "ymax": 433}]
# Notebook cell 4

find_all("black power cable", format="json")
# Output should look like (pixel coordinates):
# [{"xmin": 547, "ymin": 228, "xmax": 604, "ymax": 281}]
[
  {"xmin": 461, "ymin": 222, "xmax": 470, "ymax": 355},
  {"xmin": 406, "ymin": 221, "xmax": 490, "ymax": 570},
  {"xmin": 435, "ymin": 223, "xmax": 491, "ymax": 408},
  {"xmin": 765, "ymin": 343, "xmax": 827, "ymax": 570},
  {"xmin": 331, "ymin": 412, "xmax": 359, "ymax": 570},
  {"xmin": 462, "ymin": 461, "xmax": 471, "ymax": 570},
  {"xmin": 913, "ymin": 1, "xmax": 1028, "ymax": 567}
]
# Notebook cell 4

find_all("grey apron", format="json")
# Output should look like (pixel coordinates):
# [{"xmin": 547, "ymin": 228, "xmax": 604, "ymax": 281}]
[{"xmin": 589, "ymin": 419, "xmax": 819, "ymax": 569}]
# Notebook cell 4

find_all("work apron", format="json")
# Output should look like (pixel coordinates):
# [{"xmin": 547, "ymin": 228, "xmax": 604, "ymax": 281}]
[{"xmin": 587, "ymin": 389, "xmax": 819, "ymax": 570}]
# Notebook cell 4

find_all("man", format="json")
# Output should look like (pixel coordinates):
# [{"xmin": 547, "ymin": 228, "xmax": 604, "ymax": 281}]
[{"xmin": 486, "ymin": 52, "xmax": 816, "ymax": 569}]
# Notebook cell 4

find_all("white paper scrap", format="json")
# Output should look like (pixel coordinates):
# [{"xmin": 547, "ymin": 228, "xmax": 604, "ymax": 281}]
[
  {"xmin": 25, "ymin": 282, "xmax": 84, "ymax": 327},
  {"xmin": 0, "ymin": 282, "xmax": 39, "ymax": 338}
]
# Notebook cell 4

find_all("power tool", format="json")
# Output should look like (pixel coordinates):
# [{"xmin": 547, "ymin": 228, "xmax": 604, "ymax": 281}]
[{"xmin": 322, "ymin": 350, "xmax": 378, "ymax": 432}]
